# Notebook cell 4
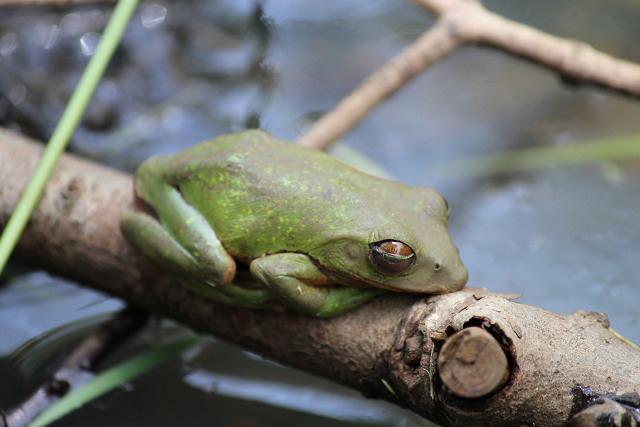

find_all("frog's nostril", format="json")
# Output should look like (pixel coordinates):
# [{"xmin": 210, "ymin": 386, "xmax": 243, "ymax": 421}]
[{"xmin": 433, "ymin": 263, "xmax": 441, "ymax": 271}]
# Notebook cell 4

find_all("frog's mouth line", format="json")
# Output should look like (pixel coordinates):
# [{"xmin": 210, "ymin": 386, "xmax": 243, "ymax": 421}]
[
  {"xmin": 338, "ymin": 271, "xmax": 452, "ymax": 294},
  {"xmin": 370, "ymin": 281, "xmax": 452, "ymax": 294}
]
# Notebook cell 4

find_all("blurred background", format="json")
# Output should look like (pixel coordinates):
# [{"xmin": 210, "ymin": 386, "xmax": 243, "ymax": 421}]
[{"xmin": 1, "ymin": 0, "xmax": 639, "ymax": 425}]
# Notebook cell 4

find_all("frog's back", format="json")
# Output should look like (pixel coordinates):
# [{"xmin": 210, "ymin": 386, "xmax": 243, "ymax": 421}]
[{"xmin": 175, "ymin": 130, "xmax": 412, "ymax": 262}]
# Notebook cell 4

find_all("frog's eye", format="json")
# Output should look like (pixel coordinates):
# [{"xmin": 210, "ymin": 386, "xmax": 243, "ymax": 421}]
[{"xmin": 368, "ymin": 240, "xmax": 416, "ymax": 275}]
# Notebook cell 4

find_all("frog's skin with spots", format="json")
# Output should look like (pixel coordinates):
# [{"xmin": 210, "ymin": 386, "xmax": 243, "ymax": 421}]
[{"xmin": 121, "ymin": 130, "xmax": 468, "ymax": 317}]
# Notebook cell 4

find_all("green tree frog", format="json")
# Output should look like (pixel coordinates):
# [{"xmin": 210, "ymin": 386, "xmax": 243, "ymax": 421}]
[{"xmin": 121, "ymin": 130, "xmax": 468, "ymax": 317}]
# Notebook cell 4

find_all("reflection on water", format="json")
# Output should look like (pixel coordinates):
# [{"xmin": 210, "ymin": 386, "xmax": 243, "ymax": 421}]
[{"xmin": 184, "ymin": 370, "xmax": 403, "ymax": 425}]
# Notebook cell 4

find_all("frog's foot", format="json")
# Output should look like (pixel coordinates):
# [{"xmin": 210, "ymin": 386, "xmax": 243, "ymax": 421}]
[
  {"xmin": 250, "ymin": 253, "xmax": 386, "ymax": 317},
  {"xmin": 121, "ymin": 207, "xmax": 235, "ymax": 287},
  {"xmin": 181, "ymin": 280, "xmax": 276, "ymax": 310}
]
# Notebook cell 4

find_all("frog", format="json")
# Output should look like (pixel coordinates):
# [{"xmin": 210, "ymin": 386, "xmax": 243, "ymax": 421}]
[{"xmin": 121, "ymin": 130, "xmax": 468, "ymax": 317}]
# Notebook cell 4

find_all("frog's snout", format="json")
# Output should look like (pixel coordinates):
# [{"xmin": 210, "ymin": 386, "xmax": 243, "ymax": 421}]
[
  {"xmin": 431, "ymin": 254, "xmax": 468, "ymax": 291},
  {"xmin": 448, "ymin": 262, "xmax": 469, "ymax": 290}
]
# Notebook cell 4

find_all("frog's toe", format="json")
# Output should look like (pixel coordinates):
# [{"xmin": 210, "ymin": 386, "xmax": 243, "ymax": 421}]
[
  {"xmin": 196, "ymin": 253, "xmax": 236, "ymax": 287},
  {"xmin": 180, "ymin": 237, "xmax": 236, "ymax": 286}
]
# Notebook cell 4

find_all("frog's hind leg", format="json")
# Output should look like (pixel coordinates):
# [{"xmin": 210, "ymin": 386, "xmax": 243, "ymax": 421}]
[{"xmin": 121, "ymin": 157, "xmax": 235, "ymax": 287}]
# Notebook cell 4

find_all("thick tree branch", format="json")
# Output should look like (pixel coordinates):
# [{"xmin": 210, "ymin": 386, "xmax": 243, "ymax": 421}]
[
  {"xmin": 1, "ymin": 129, "xmax": 639, "ymax": 426},
  {"xmin": 297, "ymin": 0, "xmax": 640, "ymax": 149}
]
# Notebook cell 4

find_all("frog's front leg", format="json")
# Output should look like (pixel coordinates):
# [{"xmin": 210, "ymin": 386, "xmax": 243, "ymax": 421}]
[
  {"xmin": 250, "ymin": 253, "xmax": 386, "ymax": 317},
  {"xmin": 121, "ymin": 158, "xmax": 235, "ymax": 287}
]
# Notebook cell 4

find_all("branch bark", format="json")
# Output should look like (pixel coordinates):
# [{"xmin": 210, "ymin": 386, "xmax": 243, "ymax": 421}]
[
  {"xmin": 297, "ymin": 0, "xmax": 640, "ymax": 149},
  {"xmin": 1, "ymin": 128, "xmax": 639, "ymax": 426}
]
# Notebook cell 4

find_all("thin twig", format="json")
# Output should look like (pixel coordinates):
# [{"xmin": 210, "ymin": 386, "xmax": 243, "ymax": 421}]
[
  {"xmin": 297, "ymin": 0, "xmax": 640, "ymax": 150},
  {"xmin": 419, "ymin": 0, "xmax": 640, "ymax": 94},
  {"xmin": 297, "ymin": 20, "xmax": 463, "ymax": 149}
]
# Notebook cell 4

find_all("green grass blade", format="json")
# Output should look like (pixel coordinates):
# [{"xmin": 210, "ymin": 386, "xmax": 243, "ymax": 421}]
[
  {"xmin": 29, "ymin": 335, "xmax": 207, "ymax": 427},
  {"xmin": 432, "ymin": 134, "xmax": 640, "ymax": 181},
  {"xmin": 0, "ymin": 0, "xmax": 139, "ymax": 275}
]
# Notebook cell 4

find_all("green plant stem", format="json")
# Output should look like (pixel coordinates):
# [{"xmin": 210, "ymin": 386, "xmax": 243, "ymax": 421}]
[
  {"xmin": 433, "ymin": 134, "xmax": 640, "ymax": 181},
  {"xmin": 0, "ymin": 0, "xmax": 139, "ymax": 275}
]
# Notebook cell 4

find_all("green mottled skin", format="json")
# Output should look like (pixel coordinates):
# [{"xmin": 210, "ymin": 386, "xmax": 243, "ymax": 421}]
[{"xmin": 121, "ymin": 130, "xmax": 468, "ymax": 316}]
